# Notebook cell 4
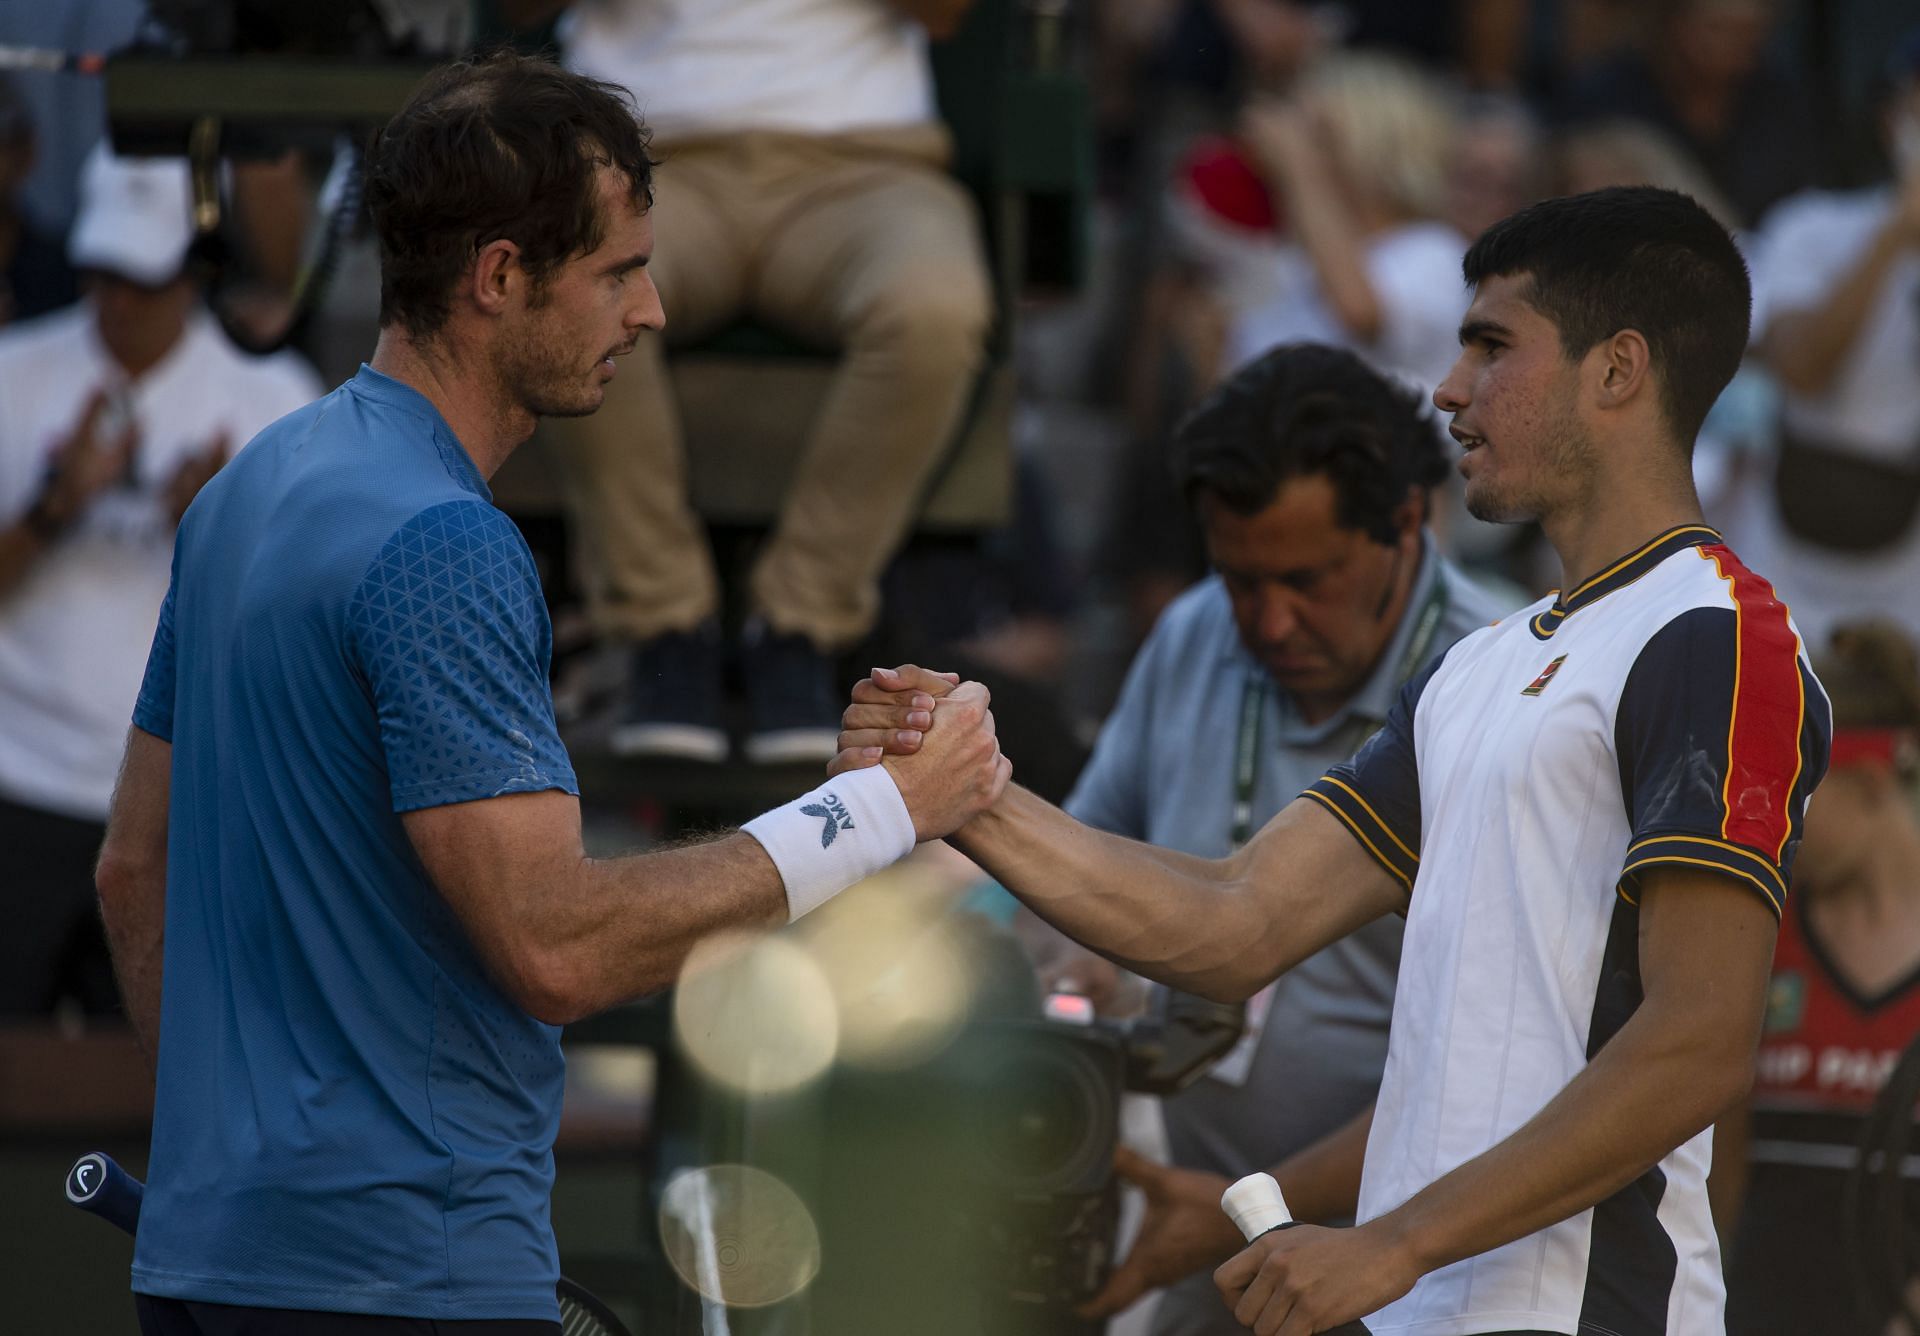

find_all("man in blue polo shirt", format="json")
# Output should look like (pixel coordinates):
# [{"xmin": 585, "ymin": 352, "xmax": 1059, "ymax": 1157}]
[{"xmin": 94, "ymin": 52, "xmax": 1010, "ymax": 1334}]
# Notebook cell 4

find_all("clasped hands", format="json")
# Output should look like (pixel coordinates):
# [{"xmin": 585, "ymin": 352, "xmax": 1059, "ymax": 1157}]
[{"xmin": 828, "ymin": 664, "xmax": 1011, "ymax": 842}]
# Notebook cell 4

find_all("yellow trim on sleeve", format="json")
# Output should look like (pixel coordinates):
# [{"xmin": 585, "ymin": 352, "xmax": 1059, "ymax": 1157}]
[
  {"xmin": 1317, "ymin": 777, "xmax": 1420, "ymax": 865},
  {"xmin": 1619, "ymin": 853, "xmax": 1784, "ymax": 919},
  {"xmin": 1623, "ymin": 834, "xmax": 1786, "ymax": 898},
  {"xmin": 1302, "ymin": 789, "xmax": 1414, "ymax": 891}
]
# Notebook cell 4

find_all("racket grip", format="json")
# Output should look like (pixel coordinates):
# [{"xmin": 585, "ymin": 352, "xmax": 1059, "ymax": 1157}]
[
  {"xmin": 66, "ymin": 1152, "xmax": 143, "ymax": 1236},
  {"xmin": 1220, "ymin": 1173, "xmax": 1372, "ymax": 1336}
]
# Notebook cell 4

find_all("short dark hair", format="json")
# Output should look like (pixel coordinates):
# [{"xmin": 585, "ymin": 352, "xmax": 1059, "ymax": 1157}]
[
  {"xmin": 1461, "ymin": 186, "xmax": 1750, "ymax": 443},
  {"xmin": 1172, "ymin": 343, "xmax": 1450, "ymax": 544},
  {"xmin": 366, "ymin": 50, "xmax": 655, "ymax": 342}
]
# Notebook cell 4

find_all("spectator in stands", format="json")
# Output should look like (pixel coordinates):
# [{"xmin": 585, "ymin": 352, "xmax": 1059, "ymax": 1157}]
[
  {"xmin": 0, "ymin": 76, "xmax": 76, "ymax": 328},
  {"xmin": 0, "ymin": 148, "xmax": 320, "ymax": 1018},
  {"xmin": 1737, "ymin": 34, "xmax": 1920, "ymax": 645},
  {"xmin": 1227, "ymin": 52, "xmax": 1467, "ymax": 396},
  {"xmin": 1555, "ymin": 118, "xmax": 1741, "ymax": 232},
  {"xmin": 1719, "ymin": 620, "xmax": 1920, "ymax": 1336},
  {"xmin": 1557, "ymin": 0, "xmax": 1816, "ymax": 225},
  {"xmin": 1018, "ymin": 345, "xmax": 1512, "ymax": 1336},
  {"xmin": 519, "ymin": 0, "xmax": 992, "ymax": 764},
  {"xmin": 1439, "ymin": 94, "xmax": 1544, "ymax": 244}
]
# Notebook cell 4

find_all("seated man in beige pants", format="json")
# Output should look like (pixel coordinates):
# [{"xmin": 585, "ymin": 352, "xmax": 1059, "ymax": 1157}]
[{"xmin": 536, "ymin": 0, "xmax": 991, "ymax": 763}]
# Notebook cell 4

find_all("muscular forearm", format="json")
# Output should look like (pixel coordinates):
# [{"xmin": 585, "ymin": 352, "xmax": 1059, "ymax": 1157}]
[
  {"xmin": 951, "ymin": 788, "xmax": 1386, "ymax": 1003},
  {"xmin": 544, "ymin": 833, "xmax": 788, "ymax": 1020},
  {"xmin": 1763, "ymin": 222, "xmax": 1908, "ymax": 396},
  {"xmin": 1371, "ymin": 1003, "xmax": 1749, "ymax": 1280},
  {"xmin": 1266, "ymin": 150, "xmax": 1383, "ymax": 343},
  {"xmin": 97, "ymin": 728, "xmax": 172, "ymax": 1067},
  {"xmin": 97, "ymin": 865, "xmax": 165, "ymax": 1062},
  {"xmin": 951, "ymin": 785, "xmax": 1269, "ymax": 1000}
]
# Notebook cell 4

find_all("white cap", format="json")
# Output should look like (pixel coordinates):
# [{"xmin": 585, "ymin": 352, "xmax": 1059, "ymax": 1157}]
[
  {"xmin": 1221, "ymin": 1172, "xmax": 1294, "ymax": 1241},
  {"xmin": 66, "ymin": 144, "xmax": 196, "ymax": 286}
]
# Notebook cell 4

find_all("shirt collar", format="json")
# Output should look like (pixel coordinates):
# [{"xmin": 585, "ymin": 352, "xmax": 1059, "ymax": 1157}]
[
  {"xmin": 1224, "ymin": 532, "xmax": 1445, "ymax": 745},
  {"xmin": 1527, "ymin": 523, "xmax": 1720, "ymax": 640},
  {"xmin": 346, "ymin": 364, "xmax": 493, "ymax": 503}
]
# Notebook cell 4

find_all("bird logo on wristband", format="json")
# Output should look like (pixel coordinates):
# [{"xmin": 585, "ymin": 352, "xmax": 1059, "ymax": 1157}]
[{"xmin": 801, "ymin": 793, "xmax": 857, "ymax": 848}]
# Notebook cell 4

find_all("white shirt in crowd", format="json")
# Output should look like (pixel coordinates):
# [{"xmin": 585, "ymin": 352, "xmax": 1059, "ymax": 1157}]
[
  {"xmin": 1226, "ymin": 221, "xmax": 1470, "ymax": 402},
  {"xmin": 0, "ymin": 304, "xmax": 321, "ymax": 821},
  {"xmin": 561, "ymin": 0, "xmax": 936, "ymax": 140},
  {"xmin": 1731, "ymin": 185, "xmax": 1920, "ymax": 644}
]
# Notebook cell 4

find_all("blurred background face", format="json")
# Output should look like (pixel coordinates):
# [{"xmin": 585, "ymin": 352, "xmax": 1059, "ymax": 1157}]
[
  {"xmin": 1444, "ymin": 111, "xmax": 1541, "ymax": 242},
  {"xmin": 1794, "ymin": 765, "xmax": 1881, "ymax": 889},
  {"xmin": 1668, "ymin": 0, "xmax": 1775, "ymax": 84},
  {"xmin": 1200, "ymin": 473, "xmax": 1415, "ymax": 704},
  {"xmin": 85, "ymin": 270, "xmax": 195, "ymax": 375}
]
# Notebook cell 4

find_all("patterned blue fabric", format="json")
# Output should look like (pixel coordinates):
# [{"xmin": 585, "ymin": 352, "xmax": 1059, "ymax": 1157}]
[
  {"xmin": 349, "ymin": 500, "xmax": 574, "ymax": 811},
  {"xmin": 128, "ymin": 366, "xmax": 576, "ymax": 1321}
]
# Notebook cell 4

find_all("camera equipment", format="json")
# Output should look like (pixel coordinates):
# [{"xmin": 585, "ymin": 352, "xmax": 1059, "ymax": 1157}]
[
  {"xmin": 679, "ymin": 952, "xmax": 1243, "ymax": 1336},
  {"xmin": 966, "ymin": 986, "xmax": 1247, "ymax": 1321}
]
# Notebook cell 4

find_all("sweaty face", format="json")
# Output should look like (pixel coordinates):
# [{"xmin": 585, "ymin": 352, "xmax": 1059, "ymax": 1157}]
[
  {"xmin": 497, "ymin": 170, "xmax": 662, "ymax": 419},
  {"xmin": 1433, "ymin": 273, "xmax": 1596, "ymax": 526},
  {"xmin": 1203, "ymin": 476, "xmax": 1414, "ymax": 709}
]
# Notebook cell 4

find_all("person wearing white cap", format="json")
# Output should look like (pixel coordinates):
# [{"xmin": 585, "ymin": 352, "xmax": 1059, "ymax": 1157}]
[{"xmin": 0, "ymin": 144, "xmax": 320, "ymax": 1018}]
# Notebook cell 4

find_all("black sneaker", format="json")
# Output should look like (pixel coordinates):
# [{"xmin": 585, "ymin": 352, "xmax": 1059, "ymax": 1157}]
[
  {"xmin": 609, "ymin": 622, "xmax": 728, "ymax": 762},
  {"xmin": 741, "ymin": 619, "xmax": 845, "ymax": 765}
]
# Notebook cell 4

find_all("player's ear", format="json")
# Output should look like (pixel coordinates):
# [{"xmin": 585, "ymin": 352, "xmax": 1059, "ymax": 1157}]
[
  {"xmin": 1594, "ymin": 329, "xmax": 1653, "ymax": 411},
  {"xmin": 469, "ymin": 238, "xmax": 521, "ymax": 317}
]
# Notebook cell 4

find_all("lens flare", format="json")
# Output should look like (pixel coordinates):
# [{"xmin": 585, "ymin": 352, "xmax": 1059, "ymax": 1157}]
[
  {"xmin": 797, "ymin": 871, "xmax": 977, "ymax": 1070},
  {"xmin": 658, "ymin": 1164, "xmax": 822, "ymax": 1308},
  {"xmin": 672, "ymin": 930, "xmax": 838, "ymax": 1094}
]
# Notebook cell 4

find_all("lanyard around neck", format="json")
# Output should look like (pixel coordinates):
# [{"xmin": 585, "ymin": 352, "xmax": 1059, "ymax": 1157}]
[{"xmin": 1229, "ymin": 570, "xmax": 1451, "ymax": 849}]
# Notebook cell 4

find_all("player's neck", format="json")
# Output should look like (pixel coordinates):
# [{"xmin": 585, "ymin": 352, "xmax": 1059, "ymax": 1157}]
[
  {"xmin": 1541, "ymin": 479, "xmax": 1706, "ymax": 596},
  {"xmin": 370, "ymin": 328, "xmax": 534, "ymax": 480}
]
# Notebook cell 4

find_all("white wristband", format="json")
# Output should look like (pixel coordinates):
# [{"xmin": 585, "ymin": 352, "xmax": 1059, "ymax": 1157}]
[{"xmin": 743, "ymin": 765, "xmax": 918, "ymax": 921}]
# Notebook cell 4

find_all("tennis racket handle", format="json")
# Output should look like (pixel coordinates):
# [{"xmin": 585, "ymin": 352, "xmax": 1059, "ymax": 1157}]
[
  {"xmin": 66, "ymin": 1152, "xmax": 143, "ymax": 1236},
  {"xmin": 1220, "ymin": 1173, "xmax": 1372, "ymax": 1336}
]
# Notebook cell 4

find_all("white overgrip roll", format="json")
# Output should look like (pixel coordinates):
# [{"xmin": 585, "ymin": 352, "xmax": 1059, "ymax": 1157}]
[{"xmin": 1221, "ymin": 1172, "xmax": 1294, "ymax": 1241}]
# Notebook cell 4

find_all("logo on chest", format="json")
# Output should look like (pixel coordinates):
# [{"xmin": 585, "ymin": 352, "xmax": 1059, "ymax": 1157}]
[{"xmin": 1520, "ymin": 654, "xmax": 1569, "ymax": 697}]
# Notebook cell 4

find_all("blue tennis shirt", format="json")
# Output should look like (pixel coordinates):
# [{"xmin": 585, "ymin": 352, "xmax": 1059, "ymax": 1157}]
[{"xmin": 129, "ymin": 366, "xmax": 579, "ymax": 1320}]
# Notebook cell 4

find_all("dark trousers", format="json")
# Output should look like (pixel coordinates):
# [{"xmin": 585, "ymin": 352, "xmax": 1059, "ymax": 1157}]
[
  {"xmin": 0, "ymin": 794, "xmax": 119, "ymax": 1017},
  {"xmin": 136, "ymin": 1295, "xmax": 560, "ymax": 1335}
]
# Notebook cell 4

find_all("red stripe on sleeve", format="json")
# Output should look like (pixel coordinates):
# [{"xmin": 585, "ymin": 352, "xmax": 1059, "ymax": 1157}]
[{"xmin": 1701, "ymin": 544, "xmax": 1806, "ymax": 859}]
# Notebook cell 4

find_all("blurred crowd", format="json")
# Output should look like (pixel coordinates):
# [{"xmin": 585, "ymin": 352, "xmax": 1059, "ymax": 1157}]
[{"xmin": 7, "ymin": 1, "xmax": 1920, "ymax": 1333}]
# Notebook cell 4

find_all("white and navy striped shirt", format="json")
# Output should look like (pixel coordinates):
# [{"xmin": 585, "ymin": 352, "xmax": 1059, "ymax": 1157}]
[{"xmin": 1306, "ymin": 525, "xmax": 1831, "ymax": 1335}]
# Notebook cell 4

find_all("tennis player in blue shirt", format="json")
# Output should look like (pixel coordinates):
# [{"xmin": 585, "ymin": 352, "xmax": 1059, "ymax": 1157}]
[{"xmin": 92, "ymin": 52, "xmax": 1009, "ymax": 1335}]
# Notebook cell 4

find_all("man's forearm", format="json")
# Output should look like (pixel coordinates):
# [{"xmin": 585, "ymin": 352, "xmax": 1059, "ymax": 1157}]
[
  {"xmin": 1371, "ymin": 1002, "xmax": 1749, "ymax": 1280},
  {"xmin": 97, "ymin": 863, "xmax": 165, "ymax": 1062},
  {"xmin": 547, "ymin": 833, "xmax": 789, "ymax": 1019},
  {"xmin": 1273, "ymin": 150, "xmax": 1383, "ymax": 343},
  {"xmin": 950, "ymin": 787, "xmax": 1392, "ymax": 1003},
  {"xmin": 1763, "ymin": 222, "xmax": 1907, "ymax": 395}
]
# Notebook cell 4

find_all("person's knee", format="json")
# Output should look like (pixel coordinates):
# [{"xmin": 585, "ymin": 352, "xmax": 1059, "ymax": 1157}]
[{"xmin": 851, "ymin": 268, "xmax": 992, "ymax": 371}]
